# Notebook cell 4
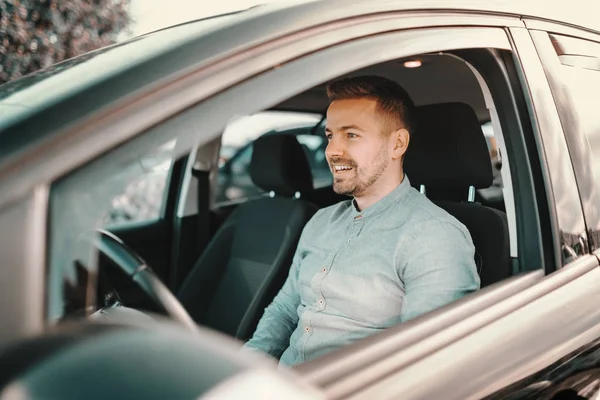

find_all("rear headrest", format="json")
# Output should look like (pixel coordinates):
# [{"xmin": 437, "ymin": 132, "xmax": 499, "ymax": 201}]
[
  {"xmin": 404, "ymin": 102, "xmax": 493, "ymax": 190},
  {"xmin": 249, "ymin": 134, "xmax": 313, "ymax": 197}
]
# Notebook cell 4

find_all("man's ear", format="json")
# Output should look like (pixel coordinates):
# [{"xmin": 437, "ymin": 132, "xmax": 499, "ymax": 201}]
[{"xmin": 391, "ymin": 128, "xmax": 410, "ymax": 160}]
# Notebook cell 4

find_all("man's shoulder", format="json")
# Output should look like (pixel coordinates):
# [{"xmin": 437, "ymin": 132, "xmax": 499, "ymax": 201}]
[{"xmin": 402, "ymin": 189, "xmax": 470, "ymax": 236}]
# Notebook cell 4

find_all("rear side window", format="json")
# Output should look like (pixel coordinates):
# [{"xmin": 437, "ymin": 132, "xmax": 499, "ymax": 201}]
[
  {"xmin": 542, "ymin": 33, "xmax": 600, "ymax": 252},
  {"xmin": 549, "ymin": 35, "xmax": 600, "ymax": 184},
  {"xmin": 215, "ymin": 112, "xmax": 330, "ymax": 206}
]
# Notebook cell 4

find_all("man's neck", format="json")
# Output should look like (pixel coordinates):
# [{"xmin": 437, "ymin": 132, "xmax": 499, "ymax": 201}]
[{"xmin": 354, "ymin": 173, "xmax": 405, "ymax": 211}]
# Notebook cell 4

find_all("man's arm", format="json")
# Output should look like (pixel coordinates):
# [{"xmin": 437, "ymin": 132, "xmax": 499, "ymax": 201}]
[
  {"xmin": 242, "ymin": 237, "xmax": 304, "ymax": 359},
  {"xmin": 399, "ymin": 219, "xmax": 480, "ymax": 322}
]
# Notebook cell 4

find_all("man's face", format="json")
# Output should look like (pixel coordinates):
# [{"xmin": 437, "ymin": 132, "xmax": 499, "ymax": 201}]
[{"xmin": 325, "ymin": 98, "xmax": 393, "ymax": 197}]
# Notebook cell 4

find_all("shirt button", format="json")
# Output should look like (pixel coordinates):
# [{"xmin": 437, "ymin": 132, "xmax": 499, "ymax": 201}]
[
  {"xmin": 347, "ymin": 238, "xmax": 351, "ymax": 243},
  {"xmin": 321, "ymin": 268, "xmax": 327, "ymax": 273},
  {"xmin": 318, "ymin": 299, "xmax": 324, "ymax": 305},
  {"xmin": 304, "ymin": 326, "xmax": 311, "ymax": 332}
]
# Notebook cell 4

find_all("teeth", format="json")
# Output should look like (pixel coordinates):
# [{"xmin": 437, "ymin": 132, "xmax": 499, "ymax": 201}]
[{"xmin": 334, "ymin": 166, "xmax": 352, "ymax": 171}]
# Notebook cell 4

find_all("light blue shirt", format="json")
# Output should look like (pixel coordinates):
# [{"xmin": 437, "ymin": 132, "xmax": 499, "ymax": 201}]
[{"xmin": 244, "ymin": 175, "xmax": 480, "ymax": 366}]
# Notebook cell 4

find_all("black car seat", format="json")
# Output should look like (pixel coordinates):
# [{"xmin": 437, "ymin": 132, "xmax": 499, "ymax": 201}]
[
  {"xmin": 404, "ymin": 102, "xmax": 511, "ymax": 287},
  {"xmin": 177, "ymin": 134, "xmax": 318, "ymax": 339}
]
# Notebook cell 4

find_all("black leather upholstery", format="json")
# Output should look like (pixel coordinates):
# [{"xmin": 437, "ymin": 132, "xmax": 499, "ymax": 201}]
[
  {"xmin": 177, "ymin": 134, "xmax": 317, "ymax": 339},
  {"xmin": 405, "ymin": 102, "xmax": 510, "ymax": 287}
]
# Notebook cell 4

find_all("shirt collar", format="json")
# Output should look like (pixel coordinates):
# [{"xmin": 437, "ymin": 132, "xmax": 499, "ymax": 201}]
[{"xmin": 352, "ymin": 175, "xmax": 412, "ymax": 219}]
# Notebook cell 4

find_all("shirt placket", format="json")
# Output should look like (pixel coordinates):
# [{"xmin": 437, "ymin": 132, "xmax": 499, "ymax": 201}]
[{"xmin": 299, "ymin": 214, "xmax": 364, "ymax": 363}]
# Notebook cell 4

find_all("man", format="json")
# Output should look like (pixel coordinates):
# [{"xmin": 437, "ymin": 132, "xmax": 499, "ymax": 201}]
[{"xmin": 244, "ymin": 75, "xmax": 480, "ymax": 366}]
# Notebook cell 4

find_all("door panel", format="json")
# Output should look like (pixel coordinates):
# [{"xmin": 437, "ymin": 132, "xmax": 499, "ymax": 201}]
[{"xmin": 345, "ymin": 256, "xmax": 600, "ymax": 400}]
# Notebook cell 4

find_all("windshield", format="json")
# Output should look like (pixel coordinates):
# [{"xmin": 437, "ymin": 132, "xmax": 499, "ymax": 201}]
[{"xmin": 0, "ymin": 13, "xmax": 239, "ymax": 128}]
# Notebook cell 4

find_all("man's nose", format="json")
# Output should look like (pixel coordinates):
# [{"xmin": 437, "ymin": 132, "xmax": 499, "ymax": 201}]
[{"xmin": 326, "ymin": 137, "xmax": 344, "ymax": 159}]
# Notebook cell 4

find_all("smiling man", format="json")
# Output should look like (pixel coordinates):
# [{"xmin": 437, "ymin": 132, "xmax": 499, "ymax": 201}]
[{"xmin": 244, "ymin": 75, "xmax": 480, "ymax": 366}]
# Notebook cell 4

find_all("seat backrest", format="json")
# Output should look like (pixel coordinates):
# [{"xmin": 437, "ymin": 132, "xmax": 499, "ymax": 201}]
[
  {"xmin": 177, "ymin": 134, "xmax": 317, "ymax": 339},
  {"xmin": 404, "ymin": 102, "xmax": 510, "ymax": 287}
]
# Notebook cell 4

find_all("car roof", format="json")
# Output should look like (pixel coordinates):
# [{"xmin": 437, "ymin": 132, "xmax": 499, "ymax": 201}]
[{"xmin": 0, "ymin": 0, "xmax": 598, "ymax": 165}]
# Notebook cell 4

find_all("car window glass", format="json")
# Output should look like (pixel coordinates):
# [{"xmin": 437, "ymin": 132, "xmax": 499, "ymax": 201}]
[
  {"xmin": 231, "ymin": 146, "xmax": 253, "ymax": 175},
  {"xmin": 546, "ymin": 34, "xmax": 600, "ymax": 253},
  {"xmin": 215, "ymin": 111, "xmax": 323, "ymax": 205},
  {"xmin": 48, "ymin": 137, "xmax": 177, "ymax": 320},
  {"xmin": 103, "ymin": 139, "xmax": 176, "ymax": 226},
  {"xmin": 557, "ymin": 58, "xmax": 600, "ymax": 184}
]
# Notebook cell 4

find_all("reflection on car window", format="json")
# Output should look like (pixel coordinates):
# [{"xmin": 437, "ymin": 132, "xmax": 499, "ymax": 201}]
[
  {"xmin": 215, "ymin": 111, "xmax": 327, "ymax": 205},
  {"xmin": 104, "ymin": 140, "xmax": 176, "ymax": 226},
  {"xmin": 48, "ymin": 137, "xmax": 177, "ymax": 321},
  {"xmin": 559, "ymin": 61, "xmax": 600, "ymax": 185}
]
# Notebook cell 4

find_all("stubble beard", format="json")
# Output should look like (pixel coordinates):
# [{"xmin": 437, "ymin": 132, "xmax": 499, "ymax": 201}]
[{"xmin": 332, "ymin": 144, "xmax": 389, "ymax": 197}]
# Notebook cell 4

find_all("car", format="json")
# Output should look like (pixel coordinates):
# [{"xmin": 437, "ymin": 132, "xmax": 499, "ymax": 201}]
[{"xmin": 0, "ymin": 1, "xmax": 599, "ymax": 399}]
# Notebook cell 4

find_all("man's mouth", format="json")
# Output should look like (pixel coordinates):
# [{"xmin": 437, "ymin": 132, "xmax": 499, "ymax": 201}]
[{"xmin": 333, "ymin": 165, "xmax": 354, "ymax": 174}]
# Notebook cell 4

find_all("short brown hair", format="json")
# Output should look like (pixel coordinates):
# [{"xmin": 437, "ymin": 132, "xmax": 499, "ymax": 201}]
[{"xmin": 326, "ymin": 75, "xmax": 415, "ymax": 135}]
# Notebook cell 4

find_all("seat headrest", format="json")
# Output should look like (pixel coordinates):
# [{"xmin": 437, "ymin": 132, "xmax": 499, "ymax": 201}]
[
  {"xmin": 249, "ymin": 134, "xmax": 313, "ymax": 197},
  {"xmin": 404, "ymin": 102, "xmax": 493, "ymax": 189}
]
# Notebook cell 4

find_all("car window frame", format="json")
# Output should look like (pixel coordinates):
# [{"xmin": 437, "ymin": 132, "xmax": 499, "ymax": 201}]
[
  {"xmin": 45, "ymin": 15, "xmax": 535, "ymax": 336},
  {"xmin": 40, "ymin": 20, "xmax": 538, "ymax": 317}
]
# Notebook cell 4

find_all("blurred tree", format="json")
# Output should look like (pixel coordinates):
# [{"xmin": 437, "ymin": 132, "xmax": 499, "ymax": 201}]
[{"xmin": 0, "ymin": 0, "xmax": 131, "ymax": 85}]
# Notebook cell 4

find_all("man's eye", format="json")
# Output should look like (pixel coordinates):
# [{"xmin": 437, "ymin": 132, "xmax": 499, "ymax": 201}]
[
  {"xmin": 347, "ymin": 133, "xmax": 358, "ymax": 138},
  {"xmin": 326, "ymin": 134, "xmax": 333, "ymax": 140}
]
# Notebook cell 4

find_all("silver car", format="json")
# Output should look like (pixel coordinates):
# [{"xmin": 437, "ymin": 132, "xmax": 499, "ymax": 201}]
[{"xmin": 0, "ymin": 1, "xmax": 599, "ymax": 399}]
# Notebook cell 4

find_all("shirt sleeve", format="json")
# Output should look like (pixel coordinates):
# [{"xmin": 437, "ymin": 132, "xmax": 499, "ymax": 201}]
[
  {"xmin": 242, "ymin": 210, "xmax": 320, "ymax": 359},
  {"xmin": 398, "ymin": 219, "xmax": 480, "ymax": 322}
]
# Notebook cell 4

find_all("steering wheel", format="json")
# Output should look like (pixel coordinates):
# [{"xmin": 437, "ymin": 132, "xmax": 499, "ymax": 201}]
[{"xmin": 85, "ymin": 229, "xmax": 198, "ymax": 332}]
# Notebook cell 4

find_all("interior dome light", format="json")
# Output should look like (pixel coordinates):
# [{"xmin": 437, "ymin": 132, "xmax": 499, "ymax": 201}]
[{"xmin": 403, "ymin": 60, "xmax": 422, "ymax": 68}]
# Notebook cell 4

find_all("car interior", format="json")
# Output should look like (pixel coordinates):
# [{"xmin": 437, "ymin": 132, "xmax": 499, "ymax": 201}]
[{"xmin": 50, "ymin": 50, "xmax": 518, "ymax": 355}]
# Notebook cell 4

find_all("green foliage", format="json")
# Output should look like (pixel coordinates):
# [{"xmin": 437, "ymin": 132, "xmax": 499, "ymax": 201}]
[{"xmin": 0, "ymin": 0, "xmax": 131, "ymax": 84}]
